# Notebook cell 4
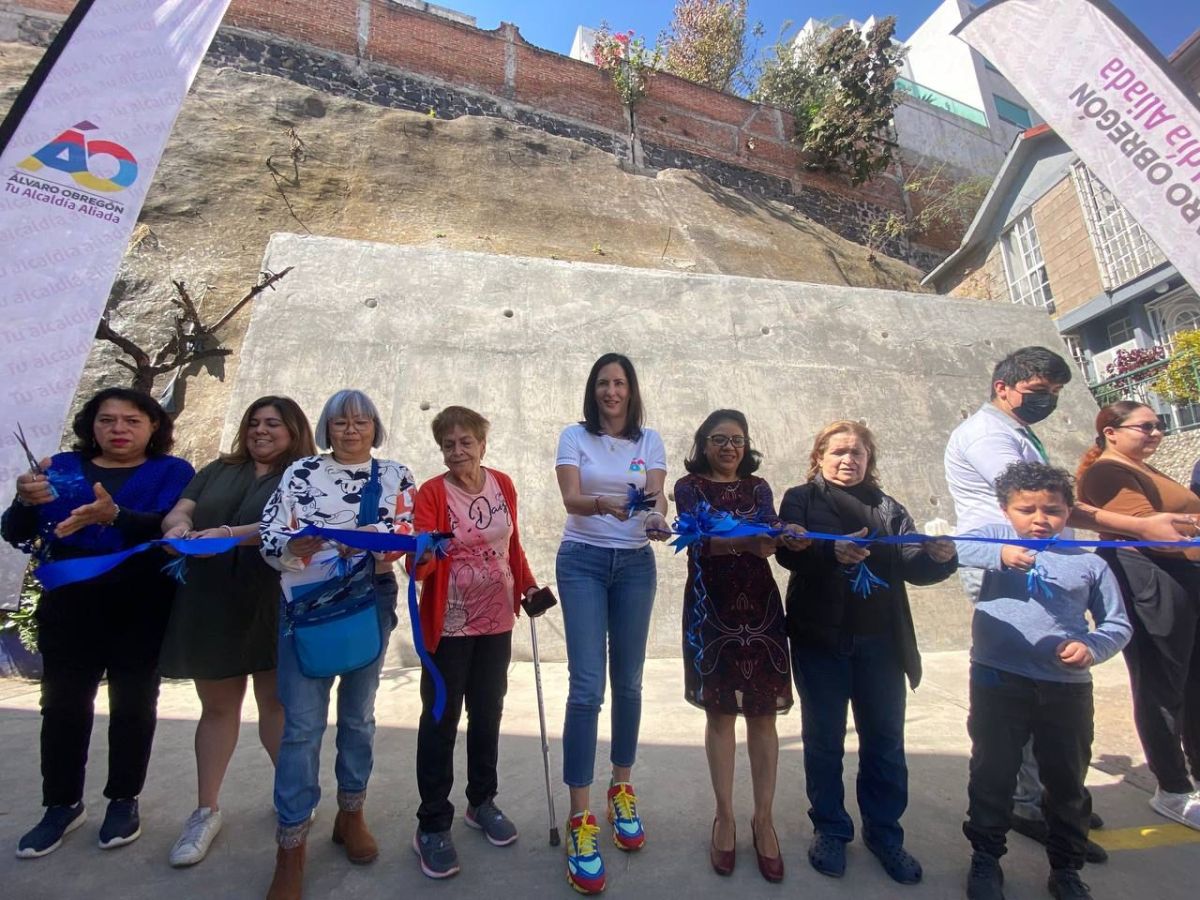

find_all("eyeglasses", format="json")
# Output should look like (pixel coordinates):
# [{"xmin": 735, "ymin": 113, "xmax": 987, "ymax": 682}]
[
  {"xmin": 329, "ymin": 418, "xmax": 372, "ymax": 433},
  {"xmin": 707, "ymin": 435, "xmax": 747, "ymax": 448},
  {"xmin": 1115, "ymin": 422, "xmax": 1167, "ymax": 435}
]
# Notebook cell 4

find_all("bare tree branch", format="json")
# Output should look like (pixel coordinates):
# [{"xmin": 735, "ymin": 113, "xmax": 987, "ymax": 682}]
[{"xmin": 209, "ymin": 266, "xmax": 293, "ymax": 334}]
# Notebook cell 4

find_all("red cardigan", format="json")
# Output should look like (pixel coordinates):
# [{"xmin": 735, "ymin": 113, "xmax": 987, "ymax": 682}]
[{"xmin": 411, "ymin": 468, "xmax": 537, "ymax": 652}]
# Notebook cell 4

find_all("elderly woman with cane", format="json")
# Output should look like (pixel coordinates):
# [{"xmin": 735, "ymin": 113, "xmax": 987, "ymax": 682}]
[
  {"xmin": 409, "ymin": 405, "xmax": 542, "ymax": 878},
  {"xmin": 776, "ymin": 420, "xmax": 957, "ymax": 885},
  {"xmin": 259, "ymin": 389, "xmax": 416, "ymax": 900},
  {"xmin": 158, "ymin": 396, "xmax": 317, "ymax": 866},
  {"xmin": 3, "ymin": 387, "xmax": 194, "ymax": 858}
]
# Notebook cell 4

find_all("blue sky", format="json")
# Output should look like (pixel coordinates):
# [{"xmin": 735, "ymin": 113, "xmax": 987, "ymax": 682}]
[{"xmin": 439, "ymin": 0, "xmax": 1190, "ymax": 59}]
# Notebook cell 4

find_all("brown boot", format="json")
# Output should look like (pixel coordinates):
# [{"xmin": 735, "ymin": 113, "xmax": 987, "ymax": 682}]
[
  {"xmin": 332, "ymin": 809, "xmax": 379, "ymax": 864},
  {"xmin": 265, "ymin": 841, "xmax": 305, "ymax": 900}
]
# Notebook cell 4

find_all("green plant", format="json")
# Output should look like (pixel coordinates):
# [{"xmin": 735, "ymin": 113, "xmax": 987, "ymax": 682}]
[
  {"xmin": 0, "ymin": 566, "xmax": 42, "ymax": 652},
  {"xmin": 754, "ymin": 18, "xmax": 902, "ymax": 185},
  {"xmin": 661, "ymin": 0, "xmax": 760, "ymax": 94},
  {"xmin": 592, "ymin": 23, "xmax": 664, "ymax": 108},
  {"xmin": 1152, "ymin": 330, "xmax": 1200, "ymax": 404},
  {"xmin": 864, "ymin": 165, "xmax": 990, "ymax": 260}
]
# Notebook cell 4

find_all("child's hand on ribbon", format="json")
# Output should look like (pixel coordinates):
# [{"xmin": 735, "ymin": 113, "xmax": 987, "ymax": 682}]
[
  {"xmin": 1057, "ymin": 640, "xmax": 1094, "ymax": 669},
  {"xmin": 1000, "ymin": 545, "xmax": 1036, "ymax": 572},
  {"xmin": 834, "ymin": 527, "xmax": 871, "ymax": 564}
]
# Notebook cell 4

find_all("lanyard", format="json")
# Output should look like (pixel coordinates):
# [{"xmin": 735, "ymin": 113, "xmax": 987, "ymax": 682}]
[{"xmin": 1021, "ymin": 427, "xmax": 1049, "ymax": 463}]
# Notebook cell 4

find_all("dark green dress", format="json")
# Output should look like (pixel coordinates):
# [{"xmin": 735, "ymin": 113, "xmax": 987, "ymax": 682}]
[{"xmin": 158, "ymin": 460, "xmax": 284, "ymax": 679}]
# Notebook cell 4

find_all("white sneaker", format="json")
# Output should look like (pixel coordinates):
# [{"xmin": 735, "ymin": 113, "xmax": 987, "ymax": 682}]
[
  {"xmin": 1149, "ymin": 788, "xmax": 1200, "ymax": 830},
  {"xmin": 169, "ymin": 807, "xmax": 223, "ymax": 867}
]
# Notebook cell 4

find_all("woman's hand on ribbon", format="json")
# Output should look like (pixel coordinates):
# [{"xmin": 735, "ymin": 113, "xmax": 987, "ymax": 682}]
[
  {"xmin": 287, "ymin": 534, "xmax": 326, "ymax": 557},
  {"xmin": 777, "ymin": 524, "xmax": 811, "ymax": 551},
  {"xmin": 834, "ymin": 528, "xmax": 871, "ymax": 564},
  {"xmin": 595, "ymin": 494, "xmax": 630, "ymax": 521},
  {"xmin": 1057, "ymin": 640, "xmax": 1094, "ymax": 669},
  {"xmin": 1000, "ymin": 545, "xmax": 1036, "ymax": 572},
  {"xmin": 1142, "ymin": 511, "xmax": 1200, "ymax": 542},
  {"xmin": 334, "ymin": 524, "xmax": 382, "ymax": 558},
  {"xmin": 644, "ymin": 512, "xmax": 672, "ymax": 542},
  {"xmin": 743, "ymin": 534, "xmax": 777, "ymax": 559},
  {"xmin": 15, "ymin": 458, "xmax": 55, "ymax": 506},
  {"xmin": 54, "ymin": 483, "xmax": 117, "ymax": 538},
  {"xmin": 925, "ymin": 538, "xmax": 956, "ymax": 563},
  {"xmin": 162, "ymin": 523, "xmax": 191, "ymax": 556}
]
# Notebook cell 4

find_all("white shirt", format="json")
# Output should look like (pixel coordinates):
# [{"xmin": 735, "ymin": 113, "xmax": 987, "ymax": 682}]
[
  {"xmin": 556, "ymin": 423, "xmax": 667, "ymax": 549},
  {"xmin": 944, "ymin": 403, "xmax": 1049, "ymax": 534}
]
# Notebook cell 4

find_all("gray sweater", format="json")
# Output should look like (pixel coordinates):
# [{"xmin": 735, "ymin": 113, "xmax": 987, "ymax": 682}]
[{"xmin": 954, "ymin": 524, "xmax": 1132, "ymax": 683}]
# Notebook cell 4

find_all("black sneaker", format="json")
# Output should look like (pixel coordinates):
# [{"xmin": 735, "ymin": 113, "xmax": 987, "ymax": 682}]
[
  {"xmin": 15, "ymin": 803, "xmax": 87, "ymax": 859},
  {"xmin": 412, "ymin": 829, "xmax": 460, "ymax": 879},
  {"xmin": 98, "ymin": 798, "xmax": 141, "ymax": 849},
  {"xmin": 966, "ymin": 851, "xmax": 1005, "ymax": 900},
  {"xmin": 465, "ymin": 799, "xmax": 518, "ymax": 846},
  {"xmin": 1048, "ymin": 868, "xmax": 1092, "ymax": 899}
]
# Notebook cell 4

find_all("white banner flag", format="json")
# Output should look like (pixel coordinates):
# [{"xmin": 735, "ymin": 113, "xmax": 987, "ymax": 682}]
[
  {"xmin": 955, "ymin": 0, "xmax": 1200, "ymax": 292},
  {"xmin": 0, "ymin": 0, "xmax": 231, "ymax": 606}
]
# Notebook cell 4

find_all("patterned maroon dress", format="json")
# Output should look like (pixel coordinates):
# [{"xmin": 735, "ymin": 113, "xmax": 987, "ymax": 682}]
[{"xmin": 675, "ymin": 474, "xmax": 792, "ymax": 717}]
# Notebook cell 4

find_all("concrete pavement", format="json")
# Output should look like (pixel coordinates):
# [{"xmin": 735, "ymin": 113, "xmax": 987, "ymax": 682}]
[{"xmin": 0, "ymin": 649, "xmax": 1197, "ymax": 899}]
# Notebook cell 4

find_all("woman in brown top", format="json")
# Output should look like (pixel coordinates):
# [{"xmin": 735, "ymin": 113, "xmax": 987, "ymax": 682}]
[{"xmin": 1077, "ymin": 401, "xmax": 1200, "ymax": 830}]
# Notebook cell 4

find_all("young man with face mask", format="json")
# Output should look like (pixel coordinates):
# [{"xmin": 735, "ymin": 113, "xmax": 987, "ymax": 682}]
[{"xmin": 945, "ymin": 346, "xmax": 1193, "ymax": 864}]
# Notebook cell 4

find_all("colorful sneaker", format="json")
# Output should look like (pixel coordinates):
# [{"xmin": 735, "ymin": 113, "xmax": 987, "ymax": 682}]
[
  {"xmin": 98, "ymin": 798, "xmax": 141, "ymax": 849},
  {"xmin": 15, "ymin": 803, "xmax": 86, "ymax": 859},
  {"xmin": 606, "ymin": 782, "xmax": 645, "ymax": 851},
  {"xmin": 465, "ymin": 798, "xmax": 518, "ymax": 846},
  {"xmin": 566, "ymin": 811, "xmax": 606, "ymax": 894},
  {"xmin": 169, "ymin": 807, "xmax": 223, "ymax": 867}
]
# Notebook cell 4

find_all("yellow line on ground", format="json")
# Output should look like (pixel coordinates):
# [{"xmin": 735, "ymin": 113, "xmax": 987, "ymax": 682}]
[{"xmin": 1092, "ymin": 824, "xmax": 1200, "ymax": 851}]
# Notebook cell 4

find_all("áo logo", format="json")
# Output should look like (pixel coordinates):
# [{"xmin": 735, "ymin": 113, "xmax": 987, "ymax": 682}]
[{"xmin": 17, "ymin": 120, "xmax": 138, "ymax": 193}]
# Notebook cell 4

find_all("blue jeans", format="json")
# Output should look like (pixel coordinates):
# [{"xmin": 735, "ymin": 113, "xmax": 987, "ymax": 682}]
[
  {"xmin": 557, "ymin": 541, "xmax": 656, "ymax": 788},
  {"xmin": 792, "ymin": 633, "xmax": 908, "ymax": 848},
  {"xmin": 274, "ymin": 573, "xmax": 399, "ymax": 828}
]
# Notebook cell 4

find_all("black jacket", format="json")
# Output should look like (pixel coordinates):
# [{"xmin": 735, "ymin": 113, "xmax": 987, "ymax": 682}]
[{"xmin": 775, "ymin": 475, "xmax": 957, "ymax": 689}]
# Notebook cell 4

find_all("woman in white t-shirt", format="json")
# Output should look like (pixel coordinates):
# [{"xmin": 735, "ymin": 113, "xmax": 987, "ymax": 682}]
[{"xmin": 554, "ymin": 353, "xmax": 671, "ymax": 895}]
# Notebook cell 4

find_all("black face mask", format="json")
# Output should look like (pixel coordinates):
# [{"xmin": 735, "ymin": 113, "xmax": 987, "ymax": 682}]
[{"xmin": 1015, "ymin": 390, "xmax": 1058, "ymax": 425}]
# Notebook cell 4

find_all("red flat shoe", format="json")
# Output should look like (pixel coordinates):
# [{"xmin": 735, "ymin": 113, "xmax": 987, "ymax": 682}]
[
  {"xmin": 752, "ymin": 822, "xmax": 784, "ymax": 883},
  {"xmin": 710, "ymin": 820, "xmax": 735, "ymax": 876}
]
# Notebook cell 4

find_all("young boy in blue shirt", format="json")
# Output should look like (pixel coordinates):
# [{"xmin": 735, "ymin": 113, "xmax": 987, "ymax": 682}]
[{"xmin": 955, "ymin": 462, "xmax": 1131, "ymax": 900}]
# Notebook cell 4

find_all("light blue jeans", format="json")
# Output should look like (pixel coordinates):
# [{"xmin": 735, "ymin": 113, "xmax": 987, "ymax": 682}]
[
  {"xmin": 556, "ymin": 541, "xmax": 657, "ymax": 788},
  {"xmin": 274, "ymin": 573, "xmax": 398, "ymax": 834}
]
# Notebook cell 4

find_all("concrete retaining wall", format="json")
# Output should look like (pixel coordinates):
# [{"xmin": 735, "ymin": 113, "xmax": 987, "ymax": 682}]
[{"xmin": 224, "ymin": 237, "xmax": 1100, "ymax": 663}]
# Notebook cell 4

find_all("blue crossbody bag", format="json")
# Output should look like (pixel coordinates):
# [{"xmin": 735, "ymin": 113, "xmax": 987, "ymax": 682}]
[{"xmin": 288, "ymin": 459, "xmax": 385, "ymax": 678}]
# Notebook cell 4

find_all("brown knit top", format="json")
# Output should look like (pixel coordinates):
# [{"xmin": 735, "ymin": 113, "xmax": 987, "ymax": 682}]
[{"xmin": 1077, "ymin": 455, "xmax": 1200, "ymax": 561}]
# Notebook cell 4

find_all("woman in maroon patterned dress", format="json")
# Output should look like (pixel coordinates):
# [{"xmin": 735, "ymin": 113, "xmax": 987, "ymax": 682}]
[{"xmin": 674, "ymin": 409, "xmax": 808, "ymax": 882}]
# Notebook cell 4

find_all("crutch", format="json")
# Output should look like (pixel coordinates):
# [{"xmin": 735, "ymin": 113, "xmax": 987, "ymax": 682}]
[{"xmin": 523, "ymin": 587, "xmax": 560, "ymax": 846}]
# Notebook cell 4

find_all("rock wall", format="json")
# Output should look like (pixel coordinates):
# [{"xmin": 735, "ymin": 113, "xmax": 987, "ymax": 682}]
[
  {"xmin": 224, "ymin": 238, "xmax": 1102, "ymax": 663},
  {"xmin": 1149, "ymin": 430, "xmax": 1200, "ymax": 485}
]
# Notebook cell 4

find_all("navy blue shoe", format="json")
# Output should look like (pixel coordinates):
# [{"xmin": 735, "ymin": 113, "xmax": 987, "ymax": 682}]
[
  {"xmin": 864, "ymin": 836, "xmax": 922, "ymax": 884},
  {"xmin": 15, "ymin": 803, "xmax": 87, "ymax": 859},
  {"xmin": 98, "ymin": 798, "xmax": 141, "ymax": 849},
  {"xmin": 808, "ymin": 832, "xmax": 846, "ymax": 878}
]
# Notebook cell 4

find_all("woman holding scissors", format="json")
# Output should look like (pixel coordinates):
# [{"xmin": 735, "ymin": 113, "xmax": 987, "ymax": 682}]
[{"xmin": 2, "ymin": 388, "xmax": 193, "ymax": 859}]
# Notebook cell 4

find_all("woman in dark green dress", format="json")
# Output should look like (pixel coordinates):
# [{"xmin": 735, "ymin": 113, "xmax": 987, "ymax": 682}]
[{"xmin": 158, "ymin": 396, "xmax": 316, "ymax": 867}]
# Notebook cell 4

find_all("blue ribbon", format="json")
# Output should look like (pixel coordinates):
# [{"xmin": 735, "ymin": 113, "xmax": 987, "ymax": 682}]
[
  {"xmin": 1026, "ymin": 563, "xmax": 1053, "ymax": 600},
  {"xmin": 290, "ymin": 525, "xmax": 446, "ymax": 721},
  {"xmin": 670, "ymin": 501, "xmax": 783, "ymax": 554},
  {"xmin": 35, "ymin": 536, "xmax": 242, "ymax": 590},
  {"xmin": 848, "ymin": 561, "xmax": 890, "ymax": 598},
  {"xmin": 626, "ymin": 483, "xmax": 659, "ymax": 516}
]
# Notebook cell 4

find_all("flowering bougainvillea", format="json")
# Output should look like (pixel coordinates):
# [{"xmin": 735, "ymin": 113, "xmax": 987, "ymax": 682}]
[{"xmin": 592, "ymin": 23, "xmax": 663, "ymax": 108}]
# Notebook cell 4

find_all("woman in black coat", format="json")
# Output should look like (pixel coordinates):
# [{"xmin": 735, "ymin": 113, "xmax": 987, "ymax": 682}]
[{"xmin": 776, "ymin": 420, "xmax": 956, "ymax": 886}]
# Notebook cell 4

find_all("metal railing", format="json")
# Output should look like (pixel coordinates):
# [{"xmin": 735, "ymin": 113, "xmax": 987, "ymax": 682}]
[
  {"xmin": 1089, "ymin": 360, "xmax": 1200, "ymax": 433},
  {"xmin": 895, "ymin": 77, "xmax": 989, "ymax": 128}
]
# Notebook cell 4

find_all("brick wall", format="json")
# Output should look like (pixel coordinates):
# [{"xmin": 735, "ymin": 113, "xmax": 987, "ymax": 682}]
[
  {"xmin": 6, "ymin": 0, "xmax": 956, "ymax": 265},
  {"xmin": 944, "ymin": 242, "xmax": 1008, "ymax": 304},
  {"xmin": 1033, "ymin": 177, "xmax": 1104, "ymax": 317}
]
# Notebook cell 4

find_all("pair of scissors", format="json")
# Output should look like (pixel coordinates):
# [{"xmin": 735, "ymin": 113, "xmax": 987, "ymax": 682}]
[{"xmin": 13, "ymin": 423, "xmax": 44, "ymax": 474}]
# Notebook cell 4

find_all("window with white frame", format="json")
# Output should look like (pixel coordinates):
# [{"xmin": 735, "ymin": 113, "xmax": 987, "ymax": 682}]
[
  {"xmin": 1072, "ymin": 163, "xmax": 1165, "ymax": 289},
  {"xmin": 1061, "ymin": 334, "xmax": 1090, "ymax": 380},
  {"xmin": 1000, "ymin": 212, "xmax": 1053, "ymax": 308},
  {"xmin": 1106, "ymin": 316, "xmax": 1135, "ymax": 346}
]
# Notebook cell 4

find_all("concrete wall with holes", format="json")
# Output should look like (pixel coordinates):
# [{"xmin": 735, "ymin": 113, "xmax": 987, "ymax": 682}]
[{"xmin": 224, "ymin": 235, "xmax": 1099, "ymax": 662}]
